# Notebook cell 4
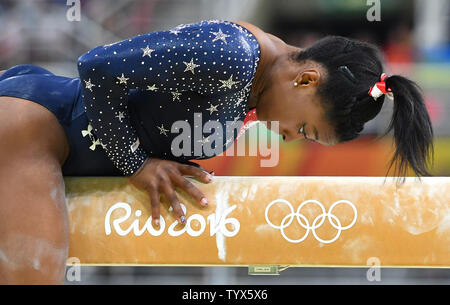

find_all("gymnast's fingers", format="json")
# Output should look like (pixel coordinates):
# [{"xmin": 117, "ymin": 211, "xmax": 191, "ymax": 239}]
[
  {"xmin": 178, "ymin": 163, "xmax": 213, "ymax": 183},
  {"xmin": 161, "ymin": 182, "xmax": 185, "ymax": 225},
  {"xmin": 170, "ymin": 172, "xmax": 208, "ymax": 207},
  {"xmin": 147, "ymin": 184, "xmax": 161, "ymax": 227}
]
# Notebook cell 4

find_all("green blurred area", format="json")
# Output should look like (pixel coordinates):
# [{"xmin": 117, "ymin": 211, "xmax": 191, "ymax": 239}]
[{"xmin": 412, "ymin": 64, "xmax": 450, "ymax": 88}]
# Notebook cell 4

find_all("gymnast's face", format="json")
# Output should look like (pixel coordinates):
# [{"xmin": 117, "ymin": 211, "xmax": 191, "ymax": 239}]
[{"xmin": 255, "ymin": 63, "xmax": 338, "ymax": 146}]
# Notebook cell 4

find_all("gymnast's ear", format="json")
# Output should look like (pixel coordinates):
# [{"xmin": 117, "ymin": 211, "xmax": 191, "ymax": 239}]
[{"xmin": 294, "ymin": 69, "xmax": 320, "ymax": 88}]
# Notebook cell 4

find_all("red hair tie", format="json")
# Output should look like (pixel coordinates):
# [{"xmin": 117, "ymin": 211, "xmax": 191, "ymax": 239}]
[{"xmin": 368, "ymin": 73, "xmax": 393, "ymax": 100}]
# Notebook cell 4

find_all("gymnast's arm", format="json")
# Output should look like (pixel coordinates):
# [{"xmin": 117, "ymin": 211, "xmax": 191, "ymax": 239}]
[{"xmin": 77, "ymin": 21, "xmax": 252, "ymax": 176}]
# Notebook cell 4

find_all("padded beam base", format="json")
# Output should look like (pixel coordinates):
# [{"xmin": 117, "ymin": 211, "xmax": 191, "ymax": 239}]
[{"xmin": 65, "ymin": 176, "xmax": 450, "ymax": 268}]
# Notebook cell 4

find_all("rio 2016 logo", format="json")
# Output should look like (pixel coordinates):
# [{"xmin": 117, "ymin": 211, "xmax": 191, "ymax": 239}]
[
  {"xmin": 104, "ymin": 198, "xmax": 357, "ymax": 244},
  {"xmin": 105, "ymin": 202, "xmax": 240, "ymax": 238}
]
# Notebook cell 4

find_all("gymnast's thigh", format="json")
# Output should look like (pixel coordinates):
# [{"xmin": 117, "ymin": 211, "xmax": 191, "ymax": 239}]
[{"xmin": 0, "ymin": 96, "xmax": 69, "ymax": 284}]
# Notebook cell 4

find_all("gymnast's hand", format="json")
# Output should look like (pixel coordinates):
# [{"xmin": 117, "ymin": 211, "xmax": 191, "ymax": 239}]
[{"xmin": 126, "ymin": 157, "xmax": 213, "ymax": 227}]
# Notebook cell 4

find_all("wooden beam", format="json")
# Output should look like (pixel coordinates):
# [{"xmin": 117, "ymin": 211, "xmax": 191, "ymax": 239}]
[{"xmin": 65, "ymin": 176, "xmax": 450, "ymax": 268}]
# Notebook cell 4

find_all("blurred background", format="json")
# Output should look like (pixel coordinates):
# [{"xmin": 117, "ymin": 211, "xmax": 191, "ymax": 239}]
[{"xmin": 0, "ymin": 0, "xmax": 448, "ymax": 284}]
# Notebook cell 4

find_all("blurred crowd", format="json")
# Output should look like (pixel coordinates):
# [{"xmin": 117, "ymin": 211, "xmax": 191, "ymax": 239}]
[{"xmin": 0, "ymin": 0, "xmax": 448, "ymax": 68}]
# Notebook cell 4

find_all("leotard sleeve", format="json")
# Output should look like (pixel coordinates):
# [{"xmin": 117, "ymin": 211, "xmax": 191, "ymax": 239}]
[{"xmin": 77, "ymin": 20, "xmax": 256, "ymax": 176}]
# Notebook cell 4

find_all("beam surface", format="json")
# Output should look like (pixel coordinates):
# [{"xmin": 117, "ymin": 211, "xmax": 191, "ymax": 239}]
[{"xmin": 65, "ymin": 176, "xmax": 450, "ymax": 267}]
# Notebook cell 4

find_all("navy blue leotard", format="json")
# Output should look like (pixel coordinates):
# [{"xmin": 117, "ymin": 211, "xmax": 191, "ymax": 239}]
[{"xmin": 0, "ymin": 19, "xmax": 261, "ymax": 176}]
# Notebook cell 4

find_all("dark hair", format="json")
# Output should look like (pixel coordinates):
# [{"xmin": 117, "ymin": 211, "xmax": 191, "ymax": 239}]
[{"xmin": 292, "ymin": 36, "xmax": 434, "ymax": 184}]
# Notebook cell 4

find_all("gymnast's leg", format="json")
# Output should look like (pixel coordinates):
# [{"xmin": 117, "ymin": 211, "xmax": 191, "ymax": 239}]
[{"xmin": 0, "ymin": 96, "xmax": 70, "ymax": 284}]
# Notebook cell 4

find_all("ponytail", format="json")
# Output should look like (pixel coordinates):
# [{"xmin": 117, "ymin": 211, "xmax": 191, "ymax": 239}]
[
  {"xmin": 293, "ymin": 36, "xmax": 435, "ymax": 185},
  {"xmin": 379, "ymin": 75, "xmax": 435, "ymax": 183}
]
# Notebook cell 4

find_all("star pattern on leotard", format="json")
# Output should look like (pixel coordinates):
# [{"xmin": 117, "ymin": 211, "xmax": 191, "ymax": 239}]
[
  {"xmin": 171, "ymin": 91, "xmax": 182, "ymax": 102},
  {"xmin": 141, "ymin": 45, "xmax": 155, "ymax": 58},
  {"xmin": 218, "ymin": 74, "xmax": 240, "ymax": 89},
  {"xmin": 183, "ymin": 58, "xmax": 200, "ymax": 74},
  {"xmin": 117, "ymin": 73, "xmax": 129, "ymax": 84},
  {"xmin": 115, "ymin": 111, "xmax": 125, "ymax": 122},
  {"xmin": 232, "ymin": 115, "xmax": 241, "ymax": 124},
  {"xmin": 146, "ymin": 84, "xmax": 158, "ymax": 91},
  {"xmin": 210, "ymin": 28, "xmax": 230, "ymax": 44},
  {"xmin": 235, "ymin": 97, "xmax": 244, "ymax": 106},
  {"xmin": 84, "ymin": 79, "xmax": 95, "ymax": 92},
  {"xmin": 206, "ymin": 103, "xmax": 219, "ymax": 114},
  {"xmin": 157, "ymin": 124, "xmax": 169, "ymax": 136},
  {"xmin": 170, "ymin": 28, "xmax": 181, "ymax": 35},
  {"xmin": 77, "ymin": 19, "xmax": 261, "ymax": 176}
]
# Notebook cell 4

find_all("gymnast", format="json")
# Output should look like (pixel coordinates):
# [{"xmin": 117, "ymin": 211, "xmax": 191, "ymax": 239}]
[{"xmin": 0, "ymin": 19, "xmax": 433, "ymax": 283}]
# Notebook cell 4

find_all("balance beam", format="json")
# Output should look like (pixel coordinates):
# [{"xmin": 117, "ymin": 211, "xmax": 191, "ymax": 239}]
[{"xmin": 65, "ymin": 176, "xmax": 450, "ymax": 269}]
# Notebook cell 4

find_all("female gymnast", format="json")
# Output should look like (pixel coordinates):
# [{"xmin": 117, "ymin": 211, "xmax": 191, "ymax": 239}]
[{"xmin": 0, "ymin": 19, "xmax": 433, "ymax": 283}]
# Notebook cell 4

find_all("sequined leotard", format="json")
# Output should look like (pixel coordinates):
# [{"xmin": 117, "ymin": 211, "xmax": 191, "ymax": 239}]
[
  {"xmin": 0, "ymin": 19, "xmax": 260, "ymax": 176},
  {"xmin": 78, "ymin": 19, "xmax": 260, "ymax": 176}
]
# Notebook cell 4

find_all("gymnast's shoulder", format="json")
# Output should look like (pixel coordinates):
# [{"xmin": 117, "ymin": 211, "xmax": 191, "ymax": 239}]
[
  {"xmin": 232, "ymin": 20, "xmax": 268, "ymax": 42},
  {"xmin": 232, "ymin": 20, "xmax": 284, "ymax": 55}
]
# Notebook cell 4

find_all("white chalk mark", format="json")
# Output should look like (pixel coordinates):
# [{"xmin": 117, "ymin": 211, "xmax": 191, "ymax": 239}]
[{"xmin": 214, "ymin": 182, "xmax": 230, "ymax": 261}]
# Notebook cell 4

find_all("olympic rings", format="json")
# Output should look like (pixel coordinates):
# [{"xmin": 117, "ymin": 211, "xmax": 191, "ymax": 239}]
[{"xmin": 265, "ymin": 199, "xmax": 357, "ymax": 244}]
